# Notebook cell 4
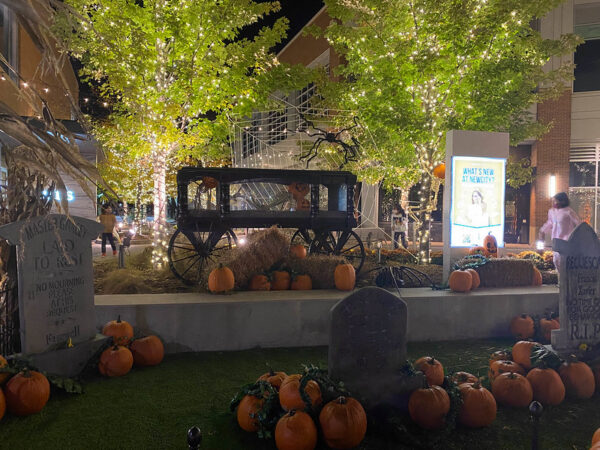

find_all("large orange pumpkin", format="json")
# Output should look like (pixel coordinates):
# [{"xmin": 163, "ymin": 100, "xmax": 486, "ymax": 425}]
[
  {"xmin": 483, "ymin": 233, "xmax": 498, "ymax": 258},
  {"xmin": 290, "ymin": 244, "xmax": 307, "ymax": 259},
  {"xmin": 271, "ymin": 271, "xmax": 291, "ymax": 290},
  {"xmin": 101, "ymin": 315, "xmax": 134, "ymax": 346},
  {"xmin": 408, "ymin": 384, "xmax": 450, "ymax": 430},
  {"xmin": 433, "ymin": 163, "xmax": 446, "ymax": 179},
  {"xmin": 0, "ymin": 355, "xmax": 9, "ymax": 385},
  {"xmin": 489, "ymin": 360, "xmax": 526, "ymax": 382},
  {"xmin": 491, "ymin": 372, "xmax": 533, "ymax": 408},
  {"xmin": 208, "ymin": 264, "xmax": 235, "ymax": 293},
  {"xmin": 540, "ymin": 316, "xmax": 560, "ymax": 343},
  {"xmin": 130, "ymin": 335, "xmax": 164, "ymax": 366},
  {"xmin": 512, "ymin": 340, "xmax": 540, "ymax": 370},
  {"xmin": 558, "ymin": 357, "xmax": 595, "ymax": 399},
  {"xmin": 448, "ymin": 270, "xmax": 472, "ymax": 293},
  {"xmin": 466, "ymin": 269, "xmax": 480, "ymax": 289},
  {"xmin": 414, "ymin": 356, "xmax": 444, "ymax": 386},
  {"xmin": 237, "ymin": 394, "xmax": 264, "ymax": 432},
  {"xmin": 334, "ymin": 264, "xmax": 356, "ymax": 291},
  {"xmin": 291, "ymin": 274, "xmax": 312, "ymax": 290},
  {"xmin": 249, "ymin": 274, "xmax": 271, "ymax": 291},
  {"xmin": 509, "ymin": 314, "xmax": 535, "ymax": 340},
  {"xmin": 279, "ymin": 374, "xmax": 322, "ymax": 411},
  {"xmin": 4, "ymin": 370, "xmax": 50, "ymax": 416},
  {"xmin": 98, "ymin": 345, "xmax": 134, "ymax": 377},
  {"xmin": 275, "ymin": 410, "xmax": 317, "ymax": 450},
  {"xmin": 458, "ymin": 381, "xmax": 497, "ymax": 428},
  {"xmin": 319, "ymin": 396, "xmax": 367, "ymax": 449},
  {"xmin": 257, "ymin": 369, "xmax": 287, "ymax": 390},
  {"xmin": 526, "ymin": 368, "xmax": 565, "ymax": 406}
]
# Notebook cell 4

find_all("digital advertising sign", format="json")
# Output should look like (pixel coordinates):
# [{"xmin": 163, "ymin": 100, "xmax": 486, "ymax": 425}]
[{"xmin": 450, "ymin": 156, "xmax": 506, "ymax": 248}]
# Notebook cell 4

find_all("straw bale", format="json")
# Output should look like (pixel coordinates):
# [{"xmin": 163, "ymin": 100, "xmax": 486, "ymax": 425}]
[
  {"xmin": 475, "ymin": 258, "xmax": 535, "ymax": 287},
  {"xmin": 102, "ymin": 268, "xmax": 153, "ymax": 294}
]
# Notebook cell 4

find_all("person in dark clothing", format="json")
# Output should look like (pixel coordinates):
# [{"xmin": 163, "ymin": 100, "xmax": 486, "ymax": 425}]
[
  {"xmin": 99, "ymin": 205, "xmax": 117, "ymax": 256},
  {"xmin": 391, "ymin": 204, "xmax": 408, "ymax": 249}
]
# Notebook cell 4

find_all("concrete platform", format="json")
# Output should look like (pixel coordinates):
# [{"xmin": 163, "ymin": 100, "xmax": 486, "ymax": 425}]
[{"xmin": 95, "ymin": 285, "xmax": 559, "ymax": 353}]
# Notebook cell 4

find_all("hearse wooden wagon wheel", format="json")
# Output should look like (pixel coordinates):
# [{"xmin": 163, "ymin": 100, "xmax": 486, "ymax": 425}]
[
  {"xmin": 290, "ymin": 228, "xmax": 315, "ymax": 248},
  {"xmin": 309, "ymin": 229, "xmax": 365, "ymax": 274},
  {"xmin": 168, "ymin": 227, "xmax": 237, "ymax": 285}
]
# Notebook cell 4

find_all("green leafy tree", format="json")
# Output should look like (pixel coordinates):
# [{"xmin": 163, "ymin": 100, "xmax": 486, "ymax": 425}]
[
  {"xmin": 56, "ymin": 0, "xmax": 304, "ymax": 267},
  {"xmin": 316, "ymin": 0, "xmax": 580, "ymax": 262}
]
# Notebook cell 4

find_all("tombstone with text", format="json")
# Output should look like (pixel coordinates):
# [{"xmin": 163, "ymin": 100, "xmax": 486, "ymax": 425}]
[{"xmin": 552, "ymin": 223, "xmax": 600, "ymax": 353}]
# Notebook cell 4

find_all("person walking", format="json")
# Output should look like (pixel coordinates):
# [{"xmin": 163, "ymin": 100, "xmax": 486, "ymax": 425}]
[
  {"xmin": 538, "ymin": 192, "xmax": 580, "ymax": 271},
  {"xmin": 391, "ymin": 204, "xmax": 409, "ymax": 249},
  {"xmin": 99, "ymin": 205, "xmax": 117, "ymax": 257}
]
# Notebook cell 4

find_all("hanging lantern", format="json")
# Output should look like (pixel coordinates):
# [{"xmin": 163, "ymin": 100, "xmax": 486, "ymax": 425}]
[{"xmin": 433, "ymin": 163, "xmax": 445, "ymax": 179}]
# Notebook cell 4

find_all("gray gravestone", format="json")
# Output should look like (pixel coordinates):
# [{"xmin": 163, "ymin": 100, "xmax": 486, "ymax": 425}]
[
  {"xmin": 0, "ymin": 214, "xmax": 107, "ymax": 376},
  {"xmin": 329, "ymin": 286, "xmax": 423, "ymax": 409},
  {"xmin": 552, "ymin": 223, "xmax": 600, "ymax": 354}
]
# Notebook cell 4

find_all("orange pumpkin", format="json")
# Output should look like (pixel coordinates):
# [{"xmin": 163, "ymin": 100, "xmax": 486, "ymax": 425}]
[
  {"xmin": 458, "ymin": 381, "xmax": 497, "ymax": 428},
  {"xmin": 449, "ymin": 270, "xmax": 472, "ymax": 293},
  {"xmin": 279, "ymin": 374, "xmax": 322, "ymax": 411},
  {"xmin": 249, "ymin": 274, "xmax": 271, "ymax": 291},
  {"xmin": 271, "ymin": 271, "xmax": 291, "ymax": 290},
  {"xmin": 483, "ymin": 233, "xmax": 498, "ymax": 258},
  {"xmin": 291, "ymin": 274, "xmax": 312, "ymax": 290},
  {"xmin": 101, "ymin": 315, "xmax": 134, "ymax": 346},
  {"xmin": 466, "ymin": 269, "xmax": 480, "ymax": 289},
  {"xmin": 512, "ymin": 340, "xmax": 540, "ymax": 370},
  {"xmin": 237, "ymin": 394, "xmax": 264, "ymax": 432},
  {"xmin": 414, "ymin": 356, "xmax": 445, "ymax": 386},
  {"xmin": 489, "ymin": 360, "xmax": 526, "ymax": 383},
  {"xmin": 491, "ymin": 372, "xmax": 533, "ymax": 408},
  {"xmin": 526, "ymin": 368, "xmax": 565, "ymax": 405},
  {"xmin": 202, "ymin": 176, "xmax": 218, "ymax": 189},
  {"xmin": 319, "ymin": 396, "xmax": 367, "ymax": 449},
  {"xmin": 469, "ymin": 246, "xmax": 486, "ymax": 256},
  {"xmin": 130, "ymin": 335, "xmax": 164, "ymax": 366},
  {"xmin": 208, "ymin": 264, "xmax": 235, "ymax": 293},
  {"xmin": 4, "ymin": 370, "xmax": 50, "ymax": 416},
  {"xmin": 257, "ymin": 369, "xmax": 287, "ymax": 390},
  {"xmin": 98, "ymin": 345, "xmax": 134, "ymax": 377},
  {"xmin": 290, "ymin": 244, "xmax": 307, "ymax": 259},
  {"xmin": 275, "ymin": 410, "xmax": 317, "ymax": 450},
  {"xmin": 451, "ymin": 371, "xmax": 478, "ymax": 385},
  {"xmin": 558, "ymin": 357, "xmax": 595, "ymax": 399},
  {"xmin": 433, "ymin": 163, "xmax": 445, "ymax": 179},
  {"xmin": 532, "ymin": 267, "xmax": 542, "ymax": 286},
  {"xmin": 0, "ymin": 355, "xmax": 10, "ymax": 385},
  {"xmin": 593, "ymin": 428, "xmax": 600, "ymax": 445},
  {"xmin": 408, "ymin": 384, "xmax": 450, "ymax": 430},
  {"xmin": 509, "ymin": 314, "xmax": 535, "ymax": 340},
  {"xmin": 540, "ymin": 315, "xmax": 560, "ymax": 343},
  {"xmin": 334, "ymin": 263, "xmax": 356, "ymax": 291}
]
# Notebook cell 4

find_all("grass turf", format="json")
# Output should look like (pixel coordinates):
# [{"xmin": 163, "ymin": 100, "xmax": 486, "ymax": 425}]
[{"xmin": 1, "ymin": 340, "xmax": 597, "ymax": 449}]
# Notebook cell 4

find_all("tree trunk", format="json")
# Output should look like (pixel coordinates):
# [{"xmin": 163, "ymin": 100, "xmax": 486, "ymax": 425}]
[
  {"xmin": 417, "ymin": 176, "xmax": 437, "ymax": 264},
  {"xmin": 152, "ymin": 151, "xmax": 168, "ymax": 269}
]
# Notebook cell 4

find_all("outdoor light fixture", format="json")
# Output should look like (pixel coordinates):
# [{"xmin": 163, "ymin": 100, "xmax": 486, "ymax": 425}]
[
  {"xmin": 536, "ymin": 240, "xmax": 545, "ymax": 250},
  {"xmin": 549, "ymin": 174, "xmax": 556, "ymax": 198}
]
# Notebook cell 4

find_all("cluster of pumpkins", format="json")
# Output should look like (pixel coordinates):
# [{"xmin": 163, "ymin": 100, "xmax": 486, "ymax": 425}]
[
  {"xmin": 99, "ymin": 316, "xmax": 164, "ymax": 377},
  {"xmin": 510, "ymin": 313, "xmax": 560, "ymax": 344},
  {"xmin": 208, "ymin": 244, "xmax": 357, "ymax": 293},
  {"xmin": 236, "ymin": 370, "xmax": 367, "ymax": 449},
  {"xmin": 449, "ymin": 265, "xmax": 542, "ymax": 293},
  {"xmin": 0, "ymin": 359, "xmax": 51, "ymax": 420}
]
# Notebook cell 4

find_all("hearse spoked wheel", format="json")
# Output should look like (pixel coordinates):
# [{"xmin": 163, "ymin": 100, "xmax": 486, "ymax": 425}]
[
  {"xmin": 290, "ymin": 228, "xmax": 315, "ymax": 248},
  {"xmin": 309, "ymin": 229, "xmax": 365, "ymax": 274},
  {"xmin": 168, "ymin": 228, "xmax": 237, "ymax": 285}
]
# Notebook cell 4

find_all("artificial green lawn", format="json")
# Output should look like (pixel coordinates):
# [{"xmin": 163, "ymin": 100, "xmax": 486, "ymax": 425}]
[{"xmin": 2, "ymin": 339, "xmax": 599, "ymax": 449}]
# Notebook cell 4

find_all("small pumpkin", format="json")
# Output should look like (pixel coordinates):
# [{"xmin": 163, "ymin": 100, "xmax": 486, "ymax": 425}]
[
  {"xmin": 483, "ymin": 233, "xmax": 498, "ymax": 258},
  {"xmin": 491, "ymin": 372, "xmax": 533, "ymax": 408},
  {"xmin": 290, "ymin": 244, "xmax": 307, "ymax": 259},
  {"xmin": 334, "ymin": 264, "xmax": 356, "ymax": 291},
  {"xmin": 4, "ymin": 370, "xmax": 50, "ymax": 416},
  {"xmin": 249, "ymin": 274, "xmax": 271, "ymax": 291},
  {"xmin": 593, "ymin": 428, "xmax": 600, "ymax": 446},
  {"xmin": 291, "ymin": 274, "xmax": 312, "ymax": 290},
  {"xmin": 208, "ymin": 264, "xmax": 235, "ymax": 293},
  {"xmin": 458, "ymin": 381, "xmax": 497, "ymax": 428},
  {"xmin": 489, "ymin": 350, "xmax": 511, "ymax": 366},
  {"xmin": 466, "ymin": 269, "xmax": 480, "ymax": 289},
  {"xmin": 237, "ymin": 394, "xmax": 264, "ymax": 432},
  {"xmin": 130, "ymin": 335, "xmax": 164, "ymax": 366},
  {"xmin": 275, "ymin": 409, "xmax": 317, "ymax": 450},
  {"xmin": 526, "ymin": 368, "xmax": 565, "ymax": 405},
  {"xmin": 0, "ymin": 355, "xmax": 10, "ymax": 385},
  {"xmin": 414, "ymin": 356, "xmax": 444, "ymax": 386},
  {"xmin": 451, "ymin": 371, "xmax": 478, "ymax": 385},
  {"xmin": 433, "ymin": 163, "xmax": 445, "ymax": 179},
  {"xmin": 408, "ymin": 384, "xmax": 450, "ymax": 430},
  {"xmin": 540, "ymin": 315, "xmax": 560, "ymax": 343},
  {"xmin": 512, "ymin": 340, "xmax": 540, "ymax": 370},
  {"xmin": 509, "ymin": 314, "xmax": 535, "ymax": 340},
  {"xmin": 98, "ymin": 345, "xmax": 134, "ymax": 377},
  {"xmin": 489, "ymin": 360, "xmax": 526, "ymax": 382},
  {"xmin": 319, "ymin": 396, "xmax": 367, "ymax": 449},
  {"xmin": 448, "ymin": 270, "xmax": 472, "ymax": 293},
  {"xmin": 558, "ymin": 356, "xmax": 595, "ymax": 399},
  {"xmin": 469, "ymin": 246, "xmax": 486, "ymax": 256},
  {"xmin": 257, "ymin": 369, "xmax": 287, "ymax": 390},
  {"xmin": 271, "ymin": 271, "xmax": 291, "ymax": 290},
  {"xmin": 279, "ymin": 374, "xmax": 322, "ymax": 411},
  {"xmin": 101, "ymin": 315, "xmax": 134, "ymax": 346},
  {"xmin": 532, "ymin": 267, "xmax": 542, "ymax": 286}
]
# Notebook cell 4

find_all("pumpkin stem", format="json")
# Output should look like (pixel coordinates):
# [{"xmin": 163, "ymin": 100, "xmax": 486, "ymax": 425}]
[
  {"xmin": 520, "ymin": 313, "xmax": 527, "ymax": 319},
  {"xmin": 428, "ymin": 357, "xmax": 436, "ymax": 365},
  {"xmin": 336, "ymin": 396, "xmax": 347, "ymax": 405},
  {"xmin": 113, "ymin": 345, "xmax": 119, "ymax": 350},
  {"xmin": 472, "ymin": 380, "xmax": 482, "ymax": 389},
  {"xmin": 507, "ymin": 371, "xmax": 517, "ymax": 380},
  {"xmin": 288, "ymin": 410, "xmax": 296, "ymax": 417},
  {"xmin": 117, "ymin": 315, "xmax": 121, "ymax": 323}
]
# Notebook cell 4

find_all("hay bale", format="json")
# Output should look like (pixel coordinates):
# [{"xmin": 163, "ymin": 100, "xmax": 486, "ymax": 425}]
[
  {"xmin": 475, "ymin": 259, "xmax": 535, "ymax": 287},
  {"xmin": 283, "ymin": 254, "xmax": 348, "ymax": 289},
  {"xmin": 102, "ymin": 268, "xmax": 153, "ymax": 294}
]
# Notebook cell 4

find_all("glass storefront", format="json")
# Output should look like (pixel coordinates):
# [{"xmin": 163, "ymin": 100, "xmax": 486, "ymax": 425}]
[{"xmin": 569, "ymin": 146, "xmax": 600, "ymax": 232}]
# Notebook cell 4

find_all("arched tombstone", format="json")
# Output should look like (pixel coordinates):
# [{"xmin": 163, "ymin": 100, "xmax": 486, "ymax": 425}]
[
  {"xmin": 328, "ymin": 286, "xmax": 423, "ymax": 410},
  {"xmin": 552, "ymin": 222, "xmax": 600, "ymax": 354},
  {"xmin": 0, "ymin": 214, "xmax": 107, "ymax": 375}
]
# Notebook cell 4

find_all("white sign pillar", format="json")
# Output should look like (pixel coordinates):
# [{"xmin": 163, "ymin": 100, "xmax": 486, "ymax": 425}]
[{"xmin": 442, "ymin": 130, "xmax": 510, "ymax": 282}]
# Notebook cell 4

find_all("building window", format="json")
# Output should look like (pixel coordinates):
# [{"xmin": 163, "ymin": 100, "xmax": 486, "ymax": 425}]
[
  {"xmin": 569, "ymin": 146, "xmax": 600, "ymax": 231},
  {"xmin": 0, "ymin": 6, "xmax": 17, "ymax": 80},
  {"xmin": 574, "ymin": 3, "xmax": 600, "ymax": 92}
]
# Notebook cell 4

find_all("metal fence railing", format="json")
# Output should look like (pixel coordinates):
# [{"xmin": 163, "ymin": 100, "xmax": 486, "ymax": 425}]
[{"xmin": 0, "ymin": 287, "xmax": 20, "ymax": 355}]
